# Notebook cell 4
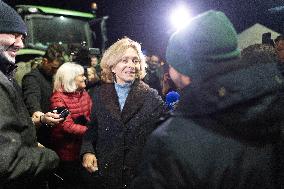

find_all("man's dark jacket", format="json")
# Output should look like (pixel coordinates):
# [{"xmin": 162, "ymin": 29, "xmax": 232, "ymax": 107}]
[
  {"xmin": 131, "ymin": 60, "xmax": 284, "ymax": 189},
  {"xmin": 0, "ymin": 60, "xmax": 59, "ymax": 188},
  {"xmin": 22, "ymin": 67, "xmax": 53, "ymax": 114},
  {"xmin": 81, "ymin": 80, "xmax": 165, "ymax": 189},
  {"xmin": 22, "ymin": 67, "xmax": 53, "ymax": 147}
]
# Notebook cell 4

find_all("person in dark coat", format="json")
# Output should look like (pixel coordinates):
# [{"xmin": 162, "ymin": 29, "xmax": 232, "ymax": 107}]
[
  {"xmin": 22, "ymin": 44, "xmax": 66, "ymax": 115},
  {"xmin": 22, "ymin": 43, "xmax": 66, "ymax": 147},
  {"xmin": 80, "ymin": 37, "xmax": 166, "ymax": 189},
  {"xmin": 0, "ymin": 1, "xmax": 63, "ymax": 188},
  {"xmin": 131, "ymin": 10, "xmax": 284, "ymax": 189}
]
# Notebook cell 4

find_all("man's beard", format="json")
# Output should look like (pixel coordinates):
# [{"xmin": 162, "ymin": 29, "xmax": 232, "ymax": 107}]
[
  {"xmin": 0, "ymin": 45, "xmax": 18, "ymax": 77},
  {"xmin": 0, "ymin": 44, "xmax": 16, "ymax": 64}
]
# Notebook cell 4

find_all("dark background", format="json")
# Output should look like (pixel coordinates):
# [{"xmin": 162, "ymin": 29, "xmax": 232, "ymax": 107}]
[{"xmin": 5, "ymin": 0, "xmax": 284, "ymax": 59}]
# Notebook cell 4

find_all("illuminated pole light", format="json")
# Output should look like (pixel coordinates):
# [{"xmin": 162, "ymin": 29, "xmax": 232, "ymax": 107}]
[
  {"xmin": 91, "ymin": 2, "xmax": 98, "ymax": 14},
  {"xmin": 170, "ymin": 5, "xmax": 191, "ymax": 31},
  {"xmin": 91, "ymin": 2, "xmax": 98, "ymax": 10}
]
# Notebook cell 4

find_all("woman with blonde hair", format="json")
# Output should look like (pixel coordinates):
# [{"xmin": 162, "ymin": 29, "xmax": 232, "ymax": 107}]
[
  {"xmin": 81, "ymin": 37, "xmax": 165, "ymax": 189},
  {"xmin": 50, "ymin": 62, "xmax": 92, "ymax": 189}
]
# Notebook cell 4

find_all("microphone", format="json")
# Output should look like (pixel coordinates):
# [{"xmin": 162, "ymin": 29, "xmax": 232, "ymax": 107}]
[{"xmin": 166, "ymin": 91, "xmax": 180, "ymax": 111}]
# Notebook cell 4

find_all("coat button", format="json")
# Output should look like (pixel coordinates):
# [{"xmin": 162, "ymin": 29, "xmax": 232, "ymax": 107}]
[
  {"xmin": 123, "ymin": 165, "xmax": 131, "ymax": 172},
  {"xmin": 275, "ymin": 75, "xmax": 283, "ymax": 84},
  {"xmin": 218, "ymin": 87, "xmax": 226, "ymax": 97}
]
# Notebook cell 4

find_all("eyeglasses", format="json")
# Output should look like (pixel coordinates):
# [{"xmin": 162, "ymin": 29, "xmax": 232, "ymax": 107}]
[{"xmin": 120, "ymin": 57, "xmax": 141, "ymax": 65}]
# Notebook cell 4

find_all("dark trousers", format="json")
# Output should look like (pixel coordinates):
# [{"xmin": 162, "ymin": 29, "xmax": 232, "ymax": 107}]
[
  {"xmin": 50, "ymin": 160, "xmax": 101, "ymax": 189},
  {"xmin": 54, "ymin": 161, "xmax": 85, "ymax": 189}
]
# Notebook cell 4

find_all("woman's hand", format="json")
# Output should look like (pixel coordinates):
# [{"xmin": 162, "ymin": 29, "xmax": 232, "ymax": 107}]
[{"xmin": 82, "ymin": 153, "xmax": 98, "ymax": 173}]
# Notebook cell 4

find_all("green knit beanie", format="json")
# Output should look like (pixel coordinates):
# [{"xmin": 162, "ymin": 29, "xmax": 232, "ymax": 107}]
[{"xmin": 166, "ymin": 10, "xmax": 240, "ymax": 77}]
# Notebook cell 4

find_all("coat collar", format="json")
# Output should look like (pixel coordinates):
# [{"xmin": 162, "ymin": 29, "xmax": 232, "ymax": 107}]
[
  {"xmin": 121, "ymin": 80, "xmax": 146, "ymax": 123},
  {"xmin": 100, "ymin": 80, "xmax": 147, "ymax": 124},
  {"xmin": 0, "ymin": 55, "xmax": 17, "ymax": 79}
]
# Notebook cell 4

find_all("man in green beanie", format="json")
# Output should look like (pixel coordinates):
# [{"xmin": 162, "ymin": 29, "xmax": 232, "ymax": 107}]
[
  {"xmin": 131, "ymin": 10, "xmax": 284, "ymax": 188},
  {"xmin": 0, "ymin": 1, "xmax": 63, "ymax": 188}
]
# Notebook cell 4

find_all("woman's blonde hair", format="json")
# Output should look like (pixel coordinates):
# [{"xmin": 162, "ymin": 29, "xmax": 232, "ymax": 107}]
[
  {"xmin": 100, "ymin": 37, "xmax": 146, "ymax": 83},
  {"xmin": 53, "ymin": 62, "xmax": 84, "ymax": 92}
]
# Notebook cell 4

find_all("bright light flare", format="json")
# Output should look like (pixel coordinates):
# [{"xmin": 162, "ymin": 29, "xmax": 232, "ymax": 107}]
[
  {"xmin": 170, "ymin": 5, "xmax": 191, "ymax": 30},
  {"xmin": 91, "ymin": 2, "xmax": 98, "ymax": 10}
]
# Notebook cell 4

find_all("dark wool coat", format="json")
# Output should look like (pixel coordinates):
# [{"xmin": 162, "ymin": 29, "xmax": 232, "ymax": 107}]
[
  {"xmin": 22, "ymin": 67, "xmax": 53, "ymax": 147},
  {"xmin": 131, "ymin": 61, "xmax": 284, "ymax": 189},
  {"xmin": 22, "ymin": 67, "xmax": 53, "ymax": 114},
  {"xmin": 81, "ymin": 80, "xmax": 165, "ymax": 189},
  {"xmin": 50, "ymin": 90, "xmax": 92, "ymax": 161},
  {"xmin": 0, "ymin": 71, "xmax": 59, "ymax": 189}
]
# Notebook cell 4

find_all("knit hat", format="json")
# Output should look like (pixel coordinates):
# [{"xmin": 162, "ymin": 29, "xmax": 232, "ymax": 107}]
[
  {"xmin": 0, "ymin": 1, "xmax": 27, "ymax": 36},
  {"xmin": 166, "ymin": 10, "xmax": 240, "ymax": 77}
]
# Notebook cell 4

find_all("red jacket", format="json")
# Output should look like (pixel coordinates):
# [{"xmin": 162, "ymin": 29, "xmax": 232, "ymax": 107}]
[{"xmin": 50, "ymin": 90, "xmax": 92, "ymax": 161}]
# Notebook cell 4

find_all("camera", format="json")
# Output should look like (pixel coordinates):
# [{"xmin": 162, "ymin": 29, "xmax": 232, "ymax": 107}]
[{"xmin": 52, "ymin": 107, "xmax": 70, "ymax": 118}]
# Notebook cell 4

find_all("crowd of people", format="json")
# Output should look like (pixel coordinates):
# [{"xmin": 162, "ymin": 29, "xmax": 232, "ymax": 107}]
[{"xmin": 0, "ymin": 1, "xmax": 283, "ymax": 189}]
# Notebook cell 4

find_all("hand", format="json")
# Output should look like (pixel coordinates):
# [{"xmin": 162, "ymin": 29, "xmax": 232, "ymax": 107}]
[
  {"xmin": 41, "ymin": 112, "xmax": 64, "ymax": 127},
  {"xmin": 82, "ymin": 153, "xmax": 98, "ymax": 173},
  {"xmin": 32, "ymin": 111, "xmax": 45, "ymax": 128},
  {"xmin": 33, "ymin": 111, "xmax": 45, "ymax": 119}
]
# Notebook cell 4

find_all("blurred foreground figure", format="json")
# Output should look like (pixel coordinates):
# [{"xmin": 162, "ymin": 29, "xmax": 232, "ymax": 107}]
[
  {"xmin": 131, "ymin": 10, "xmax": 284, "ymax": 189},
  {"xmin": 0, "ymin": 1, "xmax": 60, "ymax": 188}
]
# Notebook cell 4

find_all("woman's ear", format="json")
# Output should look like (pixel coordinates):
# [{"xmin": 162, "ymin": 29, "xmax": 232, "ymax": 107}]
[{"xmin": 111, "ymin": 65, "xmax": 116, "ymax": 73}]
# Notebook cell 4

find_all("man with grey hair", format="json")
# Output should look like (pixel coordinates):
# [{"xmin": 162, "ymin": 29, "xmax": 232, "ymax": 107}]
[{"xmin": 0, "ymin": 1, "xmax": 63, "ymax": 188}]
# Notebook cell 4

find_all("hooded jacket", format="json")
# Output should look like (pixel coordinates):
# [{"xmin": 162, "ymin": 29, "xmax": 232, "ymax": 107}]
[{"xmin": 131, "ymin": 60, "xmax": 284, "ymax": 189}]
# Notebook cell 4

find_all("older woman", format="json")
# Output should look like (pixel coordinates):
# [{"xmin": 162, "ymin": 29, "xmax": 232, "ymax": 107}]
[
  {"xmin": 50, "ymin": 62, "xmax": 92, "ymax": 189},
  {"xmin": 81, "ymin": 37, "xmax": 165, "ymax": 189}
]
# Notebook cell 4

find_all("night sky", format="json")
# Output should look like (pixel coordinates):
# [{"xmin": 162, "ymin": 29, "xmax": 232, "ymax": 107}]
[{"xmin": 5, "ymin": 0, "xmax": 284, "ymax": 59}]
